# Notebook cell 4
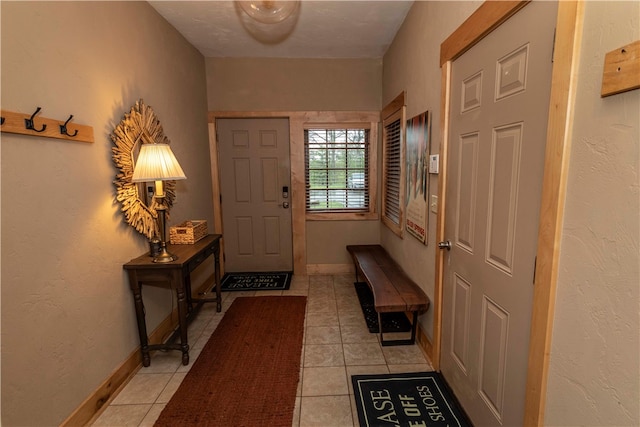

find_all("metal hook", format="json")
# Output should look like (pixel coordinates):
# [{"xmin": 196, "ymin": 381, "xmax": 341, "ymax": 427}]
[
  {"xmin": 60, "ymin": 115, "xmax": 78, "ymax": 137},
  {"xmin": 25, "ymin": 107, "xmax": 47, "ymax": 132}
]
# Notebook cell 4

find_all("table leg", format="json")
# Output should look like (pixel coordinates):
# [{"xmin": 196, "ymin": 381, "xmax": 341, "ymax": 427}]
[
  {"xmin": 128, "ymin": 272, "xmax": 151, "ymax": 367},
  {"xmin": 175, "ymin": 275, "xmax": 190, "ymax": 365},
  {"xmin": 184, "ymin": 272, "xmax": 194, "ymax": 314},
  {"xmin": 214, "ymin": 246, "xmax": 222, "ymax": 312}
]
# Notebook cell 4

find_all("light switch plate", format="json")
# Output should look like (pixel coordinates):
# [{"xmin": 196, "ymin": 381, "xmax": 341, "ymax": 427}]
[
  {"xmin": 430, "ymin": 195, "xmax": 438, "ymax": 214},
  {"xmin": 429, "ymin": 154, "xmax": 439, "ymax": 174}
]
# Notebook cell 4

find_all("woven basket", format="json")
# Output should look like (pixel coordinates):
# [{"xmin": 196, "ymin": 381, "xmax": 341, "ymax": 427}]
[{"xmin": 169, "ymin": 220, "xmax": 208, "ymax": 245}]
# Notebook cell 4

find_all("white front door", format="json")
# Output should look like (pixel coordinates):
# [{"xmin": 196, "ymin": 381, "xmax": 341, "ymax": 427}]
[
  {"xmin": 440, "ymin": 2, "xmax": 557, "ymax": 425},
  {"xmin": 217, "ymin": 118, "xmax": 293, "ymax": 272}
]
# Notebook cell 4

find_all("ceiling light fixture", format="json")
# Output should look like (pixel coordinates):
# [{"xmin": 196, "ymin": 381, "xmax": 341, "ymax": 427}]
[{"xmin": 237, "ymin": 0, "xmax": 300, "ymax": 24}]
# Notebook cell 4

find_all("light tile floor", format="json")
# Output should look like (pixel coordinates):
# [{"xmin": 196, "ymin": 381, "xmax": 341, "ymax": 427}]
[{"xmin": 92, "ymin": 274, "xmax": 433, "ymax": 427}]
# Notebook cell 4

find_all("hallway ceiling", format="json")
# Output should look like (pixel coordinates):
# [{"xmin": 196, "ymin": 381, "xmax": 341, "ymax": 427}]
[{"xmin": 148, "ymin": 1, "xmax": 414, "ymax": 58}]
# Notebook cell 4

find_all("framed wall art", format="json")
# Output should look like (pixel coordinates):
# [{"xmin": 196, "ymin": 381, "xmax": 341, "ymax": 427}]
[{"xmin": 405, "ymin": 110, "xmax": 431, "ymax": 244}]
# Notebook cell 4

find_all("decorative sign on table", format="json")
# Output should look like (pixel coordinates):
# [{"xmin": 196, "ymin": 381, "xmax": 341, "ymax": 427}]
[{"xmin": 405, "ymin": 111, "xmax": 431, "ymax": 244}]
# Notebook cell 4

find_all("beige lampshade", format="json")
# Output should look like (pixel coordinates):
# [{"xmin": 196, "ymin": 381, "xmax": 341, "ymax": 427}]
[{"xmin": 132, "ymin": 143, "xmax": 187, "ymax": 182}]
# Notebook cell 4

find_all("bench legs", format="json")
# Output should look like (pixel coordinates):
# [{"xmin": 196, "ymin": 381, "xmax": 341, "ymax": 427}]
[
  {"xmin": 379, "ymin": 311, "xmax": 419, "ymax": 346},
  {"xmin": 353, "ymin": 259, "xmax": 421, "ymax": 346}
]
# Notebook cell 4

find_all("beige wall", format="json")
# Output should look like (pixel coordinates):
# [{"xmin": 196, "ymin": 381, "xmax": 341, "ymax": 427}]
[
  {"xmin": 206, "ymin": 57, "xmax": 383, "ymax": 266},
  {"xmin": 207, "ymin": 57, "xmax": 382, "ymax": 112},
  {"xmin": 544, "ymin": 1, "xmax": 639, "ymax": 425},
  {"xmin": 306, "ymin": 220, "xmax": 380, "ymax": 265},
  {"xmin": 381, "ymin": 1, "xmax": 481, "ymax": 340},
  {"xmin": 1, "ymin": 2, "xmax": 212, "ymax": 425}
]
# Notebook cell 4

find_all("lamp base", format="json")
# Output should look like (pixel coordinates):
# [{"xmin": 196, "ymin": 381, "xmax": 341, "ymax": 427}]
[
  {"xmin": 152, "ymin": 246, "xmax": 176, "ymax": 263},
  {"xmin": 152, "ymin": 202, "xmax": 176, "ymax": 263}
]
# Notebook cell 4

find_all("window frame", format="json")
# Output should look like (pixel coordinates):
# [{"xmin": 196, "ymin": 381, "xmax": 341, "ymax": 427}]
[
  {"xmin": 304, "ymin": 122, "xmax": 378, "ymax": 221},
  {"xmin": 381, "ymin": 93, "xmax": 406, "ymax": 237}
]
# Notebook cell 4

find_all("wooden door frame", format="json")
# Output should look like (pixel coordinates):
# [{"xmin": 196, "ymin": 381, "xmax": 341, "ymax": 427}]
[
  {"xmin": 433, "ymin": 1, "xmax": 584, "ymax": 426},
  {"xmin": 208, "ymin": 111, "xmax": 379, "ymax": 276}
]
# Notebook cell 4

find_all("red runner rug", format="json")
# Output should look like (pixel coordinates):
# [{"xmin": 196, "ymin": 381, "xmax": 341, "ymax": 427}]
[{"xmin": 154, "ymin": 296, "xmax": 307, "ymax": 427}]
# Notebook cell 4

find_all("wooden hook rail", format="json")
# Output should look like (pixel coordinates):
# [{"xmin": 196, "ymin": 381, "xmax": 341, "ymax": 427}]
[
  {"xmin": 0, "ymin": 108, "xmax": 94, "ymax": 143},
  {"xmin": 601, "ymin": 40, "xmax": 640, "ymax": 97}
]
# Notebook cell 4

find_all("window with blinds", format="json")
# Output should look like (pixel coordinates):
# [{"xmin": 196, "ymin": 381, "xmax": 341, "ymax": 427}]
[
  {"xmin": 381, "ymin": 92, "xmax": 405, "ymax": 236},
  {"xmin": 383, "ymin": 117, "xmax": 402, "ymax": 224},
  {"xmin": 305, "ymin": 127, "xmax": 370, "ymax": 212}
]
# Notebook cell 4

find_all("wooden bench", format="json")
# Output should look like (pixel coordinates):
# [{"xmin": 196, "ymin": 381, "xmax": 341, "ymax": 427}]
[{"xmin": 346, "ymin": 244, "xmax": 430, "ymax": 346}]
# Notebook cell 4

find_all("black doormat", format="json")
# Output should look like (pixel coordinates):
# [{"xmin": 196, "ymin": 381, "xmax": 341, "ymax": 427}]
[
  {"xmin": 354, "ymin": 282, "xmax": 412, "ymax": 333},
  {"xmin": 220, "ymin": 272, "xmax": 292, "ymax": 291},
  {"xmin": 352, "ymin": 371, "xmax": 472, "ymax": 427}
]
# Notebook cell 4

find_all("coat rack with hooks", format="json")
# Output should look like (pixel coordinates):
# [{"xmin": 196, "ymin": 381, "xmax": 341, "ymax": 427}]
[{"xmin": 0, "ymin": 107, "xmax": 94, "ymax": 143}]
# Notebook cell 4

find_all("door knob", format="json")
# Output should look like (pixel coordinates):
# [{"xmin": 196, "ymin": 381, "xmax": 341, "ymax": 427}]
[
  {"xmin": 282, "ymin": 202, "xmax": 289, "ymax": 209},
  {"xmin": 438, "ymin": 240, "xmax": 452, "ymax": 251}
]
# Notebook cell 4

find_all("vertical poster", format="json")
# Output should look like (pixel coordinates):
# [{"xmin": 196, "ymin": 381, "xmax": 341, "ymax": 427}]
[{"xmin": 405, "ymin": 111, "xmax": 431, "ymax": 244}]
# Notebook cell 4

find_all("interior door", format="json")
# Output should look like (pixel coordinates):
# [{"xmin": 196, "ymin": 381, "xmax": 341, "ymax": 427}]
[
  {"xmin": 217, "ymin": 118, "xmax": 293, "ymax": 272},
  {"xmin": 440, "ymin": 2, "xmax": 557, "ymax": 425}
]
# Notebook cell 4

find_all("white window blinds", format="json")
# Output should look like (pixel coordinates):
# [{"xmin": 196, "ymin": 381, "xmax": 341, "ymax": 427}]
[
  {"xmin": 383, "ymin": 117, "xmax": 402, "ymax": 225},
  {"xmin": 305, "ymin": 128, "xmax": 370, "ymax": 212}
]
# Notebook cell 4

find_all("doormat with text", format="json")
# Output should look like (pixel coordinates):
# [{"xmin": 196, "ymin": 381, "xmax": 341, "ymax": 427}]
[
  {"xmin": 352, "ymin": 371, "xmax": 472, "ymax": 427},
  {"xmin": 221, "ymin": 272, "xmax": 292, "ymax": 291},
  {"xmin": 354, "ymin": 282, "xmax": 412, "ymax": 333}
]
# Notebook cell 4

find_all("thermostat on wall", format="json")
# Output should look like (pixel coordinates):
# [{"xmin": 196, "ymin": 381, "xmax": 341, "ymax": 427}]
[{"xmin": 429, "ymin": 154, "xmax": 439, "ymax": 174}]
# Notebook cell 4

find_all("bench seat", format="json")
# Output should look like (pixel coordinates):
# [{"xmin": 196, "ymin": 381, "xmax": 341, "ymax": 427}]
[{"xmin": 346, "ymin": 244, "xmax": 430, "ymax": 345}]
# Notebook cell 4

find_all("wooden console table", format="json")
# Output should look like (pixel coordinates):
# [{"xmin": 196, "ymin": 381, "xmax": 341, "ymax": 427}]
[{"xmin": 124, "ymin": 234, "xmax": 222, "ymax": 367}]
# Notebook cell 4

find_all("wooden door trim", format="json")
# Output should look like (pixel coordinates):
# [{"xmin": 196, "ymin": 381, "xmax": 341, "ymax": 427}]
[
  {"xmin": 439, "ymin": 1, "xmax": 529, "ymax": 66},
  {"xmin": 524, "ymin": 2, "xmax": 584, "ymax": 424},
  {"xmin": 208, "ymin": 111, "xmax": 379, "ymax": 276},
  {"xmin": 434, "ymin": 1, "xmax": 584, "ymax": 426},
  {"xmin": 207, "ymin": 122, "xmax": 225, "ymax": 275}
]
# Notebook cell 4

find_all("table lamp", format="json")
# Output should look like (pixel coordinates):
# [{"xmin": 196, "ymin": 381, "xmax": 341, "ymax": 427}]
[{"xmin": 132, "ymin": 142, "xmax": 187, "ymax": 262}]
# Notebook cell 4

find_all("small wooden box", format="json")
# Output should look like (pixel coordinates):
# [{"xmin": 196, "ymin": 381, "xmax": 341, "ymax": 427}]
[{"xmin": 169, "ymin": 220, "xmax": 208, "ymax": 245}]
